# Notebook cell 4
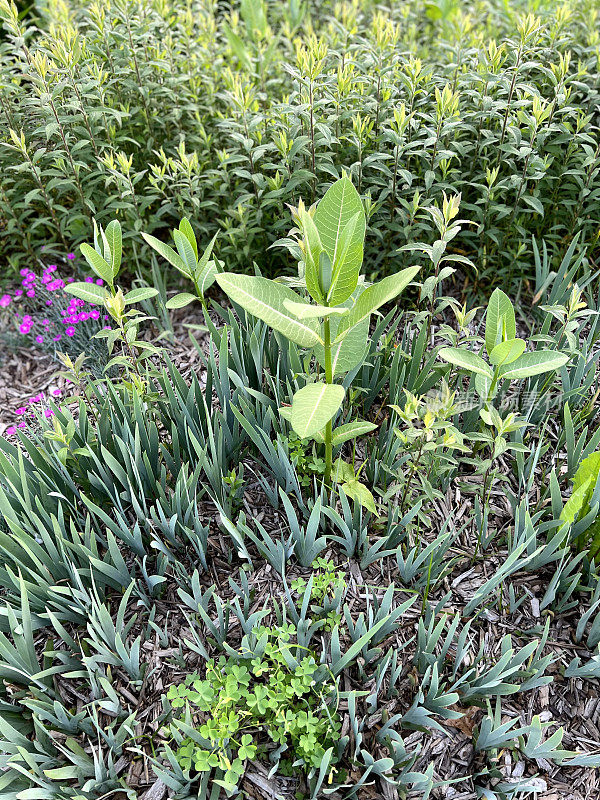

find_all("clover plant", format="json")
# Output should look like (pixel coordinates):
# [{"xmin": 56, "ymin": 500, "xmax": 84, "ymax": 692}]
[
  {"xmin": 215, "ymin": 175, "xmax": 419, "ymax": 487},
  {"xmin": 166, "ymin": 623, "xmax": 339, "ymax": 794}
]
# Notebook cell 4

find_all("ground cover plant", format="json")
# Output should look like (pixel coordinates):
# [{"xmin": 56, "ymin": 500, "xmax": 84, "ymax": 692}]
[{"xmin": 0, "ymin": 1, "xmax": 600, "ymax": 800}]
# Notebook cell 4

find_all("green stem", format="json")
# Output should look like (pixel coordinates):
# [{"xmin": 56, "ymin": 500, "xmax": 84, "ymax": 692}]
[{"xmin": 324, "ymin": 317, "xmax": 333, "ymax": 486}]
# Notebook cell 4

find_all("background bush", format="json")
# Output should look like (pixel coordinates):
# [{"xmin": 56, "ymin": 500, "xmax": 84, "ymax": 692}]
[{"xmin": 1, "ymin": 0, "xmax": 599, "ymax": 289}]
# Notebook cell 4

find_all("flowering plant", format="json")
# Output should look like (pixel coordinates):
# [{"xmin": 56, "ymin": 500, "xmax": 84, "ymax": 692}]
[{"xmin": 0, "ymin": 255, "xmax": 112, "ymax": 370}]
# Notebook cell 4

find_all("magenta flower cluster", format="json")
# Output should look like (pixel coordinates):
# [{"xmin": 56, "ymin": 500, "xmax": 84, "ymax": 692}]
[
  {"xmin": 4, "ymin": 389, "xmax": 62, "ymax": 437},
  {"xmin": 1, "ymin": 258, "xmax": 109, "ymax": 346}
]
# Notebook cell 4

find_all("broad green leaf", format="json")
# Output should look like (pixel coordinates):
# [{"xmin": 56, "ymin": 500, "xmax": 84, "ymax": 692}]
[
  {"xmin": 314, "ymin": 176, "xmax": 366, "ymax": 305},
  {"xmin": 179, "ymin": 217, "xmax": 198, "ymax": 260},
  {"xmin": 498, "ymin": 350, "xmax": 569, "ymax": 380},
  {"xmin": 64, "ymin": 281, "xmax": 108, "ymax": 305},
  {"xmin": 573, "ymin": 452, "xmax": 600, "ymax": 494},
  {"xmin": 195, "ymin": 233, "xmax": 218, "ymax": 279},
  {"xmin": 489, "ymin": 337, "xmax": 526, "ymax": 366},
  {"xmin": 485, "ymin": 288, "xmax": 516, "ymax": 355},
  {"xmin": 561, "ymin": 478, "xmax": 592, "ymax": 526},
  {"xmin": 142, "ymin": 232, "xmax": 188, "ymax": 276},
  {"xmin": 331, "ymin": 420, "xmax": 378, "ymax": 445},
  {"xmin": 563, "ymin": 451, "xmax": 600, "ymax": 555},
  {"xmin": 290, "ymin": 382, "xmax": 345, "ymax": 438},
  {"xmin": 300, "ymin": 210, "xmax": 325, "ymax": 303},
  {"xmin": 79, "ymin": 243, "xmax": 113, "ymax": 285},
  {"xmin": 439, "ymin": 346, "xmax": 493, "ymax": 377},
  {"xmin": 332, "ymin": 457, "xmax": 355, "ymax": 483},
  {"xmin": 166, "ymin": 292, "xmax": 197, "ymax": 309},
  {"xmin": 335, "ymin": 266, "xmax": 419, "ymax": 343},
  {"xmin": 327, "ymin": 211, "xmax": 363, "ymax": 305},
  {"xmin": 474, "ymin": 371, "xmax": 495, "ymax": 400},
  {"xmin": 283, "ymin": 299, "xmax": 348, "ymax": 320},
  {"xmin": 314, "ymin": 305, "xmax": 369, "ymax": 376},
  {"xmin": 278, "ymin": 406, "xmax": 293, "ymax": 423},
  {"xmin": 124, "ymin": 287, "xmax": 158, "ymax": 304},
  {"xmin": 173, "ymin": 228, "xmax": 197, "ymax": 274},
  {"xmin": 216, "ymin": 273, "xmax": 320, "ymax": 348},
  {"xmin": 197, "ymin": 260, "xmax": 218, "ymax": 296},
  {"xmin": 342, "ymin": 478, "xmax": 376, "ymax": 513},
  {"xmin": 104, "ymin": 219, "xmax": 122, "ymax": 278}
]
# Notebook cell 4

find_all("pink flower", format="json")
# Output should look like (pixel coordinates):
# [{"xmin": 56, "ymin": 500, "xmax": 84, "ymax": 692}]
[
  {"xmin": 14, "ymin": 407, "xmax": 26, "ymax": 415},
  {"xmin": 19, "ymin": 268, "xmax": 29, "ymax": 276},
  {"xmin": 48, "ymin": 264, "xmax": 57, "ymax": 272},
  {"xmin": 26, "ymin": 289, "xmax": 36, "ymax": 298},
  {"xmin": 67, "ymin": 253, "xmax": 75, "ymax": 260},
  {"xmin": 5, "ymin": 426, "xmax": 16, "ymax": 436},
  {"xmin": 53, "ymin": 334, "xmax": 62, "ymax": 341},
  {"xmin": 46, "ymin": 300, "xmax": 53, "ymax": 306},
  {"xmin": 65, "ymin": 326, "xmax": 75, "ymax": 336},
  {"xmin": 44, "ymin": 409, "xmax": 54, "ymax": 418},
  {"xmin": 14, "ymin": 289, "xmax": 23, "ymax": 297},
  {"xmin": 96, "ymin": 279, "xmax": 103, "ymax": 285},
  {"xmin": 79, "ymin": 312, "xmax": 89, "ymax": 321},
  {"xmin": 17, "ymin": 421, "xmax": 26, "ymax": 429},
  {"xmin": 19, "ymin": 323, "xmax": 31, "ymax": 334},
  {"xmin": 35, "ymin": 335, "xmax": 44, "ymax": 344},
  {"xmin": 0, "ymin": 294, "xmax": 11, "ymax": 307},
  {"xmin": 85, "ymin": 276, "xmax": 93, "ymax": 283},
  {"xmin": 90, "ymin": 309, "xmax": 100, "ymax": 320},
  {"xmin": 29, "ymin": 393, "xmax": 44, "ymax": 403},
  {"xmin": 51, "ymin": 389, "xmax": 62, "ymax": 397}
]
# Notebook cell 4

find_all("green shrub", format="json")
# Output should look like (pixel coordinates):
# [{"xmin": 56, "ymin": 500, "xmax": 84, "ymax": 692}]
[{"xmin": 1, "ymin": 0, "xmax": 599, "ymax": 289}]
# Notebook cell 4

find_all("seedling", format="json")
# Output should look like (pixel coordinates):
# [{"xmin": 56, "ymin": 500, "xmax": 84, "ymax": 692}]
[
  {"xmin": 215, "ymin": 174, "xmax": 419, "ymax": 488},
  {"xmin": 142, "ymin": 220, "xmax": 218, "ymax": 309},
  {"xmin": 64, "ymin": 219, "xmax": 160, "ymax": 392},
  {"xmin": 439, "ymin": 288, "xmax": 569, "ymax": 405}
]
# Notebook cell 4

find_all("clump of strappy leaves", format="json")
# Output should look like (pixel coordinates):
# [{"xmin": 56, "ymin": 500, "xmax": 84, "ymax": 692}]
[{"xmin": 166, "ymin": 624, "xmax": 340, "ymax": 793}]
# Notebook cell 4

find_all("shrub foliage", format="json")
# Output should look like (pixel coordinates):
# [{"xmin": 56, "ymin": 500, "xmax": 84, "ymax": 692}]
[{"xmin": 1, "ymin": 0, "xmax": 599, "ymax": 286}]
